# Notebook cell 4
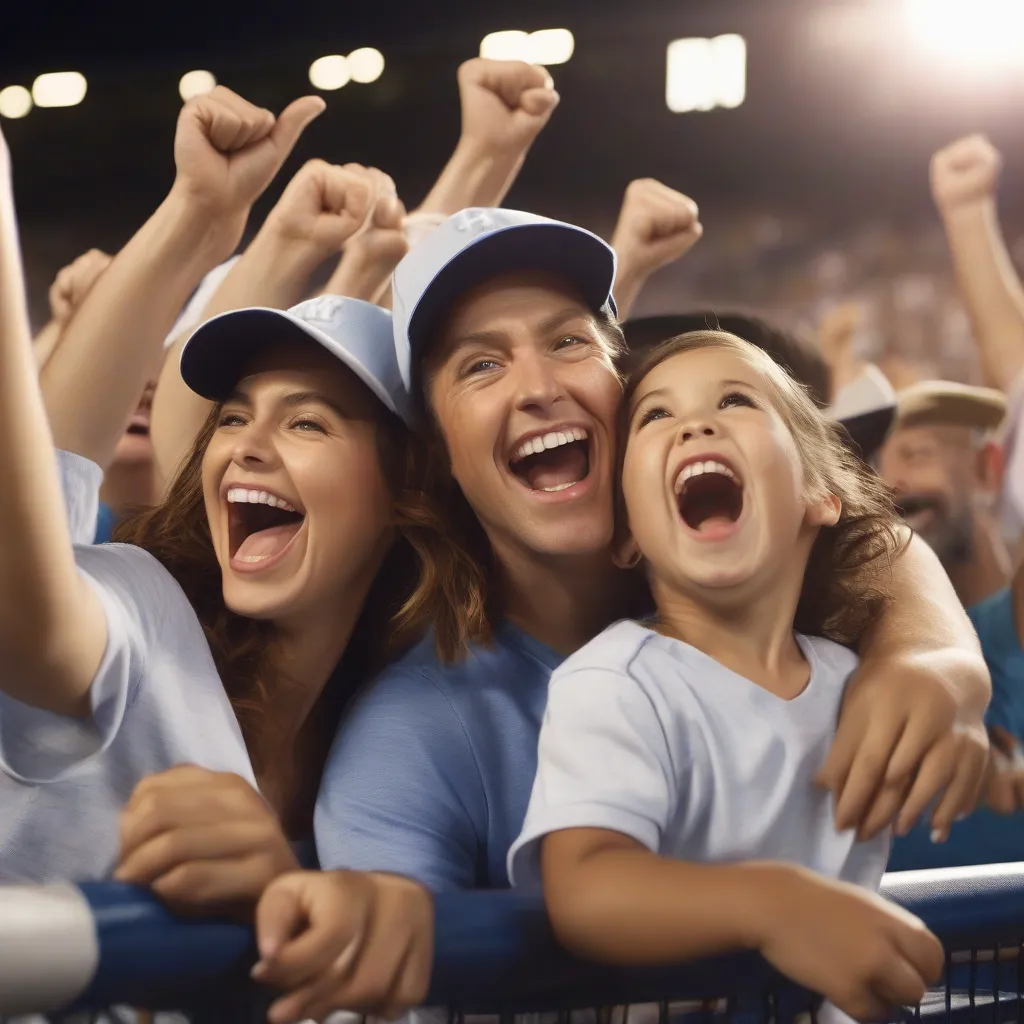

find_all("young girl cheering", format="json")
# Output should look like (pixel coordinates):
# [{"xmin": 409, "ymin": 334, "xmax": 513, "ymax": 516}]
[{"xmin": 508, "ymin": 331, "xmax": 944, "ymax": 1022}]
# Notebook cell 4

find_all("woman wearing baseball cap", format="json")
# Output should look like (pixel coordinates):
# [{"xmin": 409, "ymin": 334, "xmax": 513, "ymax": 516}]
[
  {"xmin": 0, "ymin": 120, "xmax": 435, "ymax": 1007},
  {"xmin": 314, "ymin": 208, "xmax": 991, "ymax": 894}
]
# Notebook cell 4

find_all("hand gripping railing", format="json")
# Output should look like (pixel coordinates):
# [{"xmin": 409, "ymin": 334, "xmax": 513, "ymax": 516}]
[{"xmin": 2, "ymin": 865, "xmax": 1024, "ymax": 1021}]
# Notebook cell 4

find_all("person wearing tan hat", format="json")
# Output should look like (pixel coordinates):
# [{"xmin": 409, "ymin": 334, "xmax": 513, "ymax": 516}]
[
  {"xmin": 878, "ymin": 381, "xmax": 1024, "ymax": 865},
  {"xmin": 878, "ymin": 381, "xmax": 1009, "ymax": 609}
]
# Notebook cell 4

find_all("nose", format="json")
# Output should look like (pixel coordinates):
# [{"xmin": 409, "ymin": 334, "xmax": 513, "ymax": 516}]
[
  {"xmin": 230, "ymin": 420, "xmax": 280, "ymax": 470},
  {"xmin": 511, "ymin": 349, "xmax": 564, "ymax": 414},
  {"xmin": 678, "ymin": 419, "xmax": 717, "ymax": 443}
]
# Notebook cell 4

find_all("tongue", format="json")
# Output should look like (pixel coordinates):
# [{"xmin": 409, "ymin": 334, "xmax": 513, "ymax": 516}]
[
  {"xmin": 695, "ymin": 517, "xmax": 736, "ymax": 540},
  {"xmin": 519, "ymin": 445, "xmax": 588, "ymax": 491},
  {"xmin": 235, "ymin": 523, "xmax": 302, "ymax": 564}
]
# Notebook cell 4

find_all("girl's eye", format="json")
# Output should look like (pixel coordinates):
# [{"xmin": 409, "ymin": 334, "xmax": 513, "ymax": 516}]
[
  {"xmin": 218, "ymin": 412, "xmax": 247, "ymax": 428},
  {"xmin": 637, "ymin": 406, "xmax": 670, "ymax": 428},
  {"xmin": 720, "ymin": 391, "xmax": 756, "ymax": 410}
]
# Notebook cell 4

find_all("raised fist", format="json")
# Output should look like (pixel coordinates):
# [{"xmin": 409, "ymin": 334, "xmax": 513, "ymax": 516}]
[
  {"xmin": 48, "ymin": 249, "xmax": 112, "ymax": 325},
  {"xmin": 817, "ymin": 301, "xmax": 862, "ymax": 370},
  {"xmin": 264, "ymin": 160, "xmax": 387, "ymax": 259},
  {"xmin": 325, "ymin": 173, "xmax": 409, "ymax": 302},
  {"xmin": 611, "ymin": 178, "xmax": 703, "ymax": 278},
  {"xmin": 931, "ymin": 135, "xmax": 1002, "ymax": 214},
  {"xmin": 172, "ymin": 86, "xmax": 325, "ymax": 218},
  {"xmin": 458, "ymin": 58, "xmax": 560, "ymax": 154}
]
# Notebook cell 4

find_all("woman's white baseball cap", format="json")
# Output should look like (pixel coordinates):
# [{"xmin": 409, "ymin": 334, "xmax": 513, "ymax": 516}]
[
  {"xmin": 179, "ymin": 295, "xmax": 413, "ymax": 424},
  {"xmin": 391, "ymin": 208, "xmax": 618, "ymax": 389}
]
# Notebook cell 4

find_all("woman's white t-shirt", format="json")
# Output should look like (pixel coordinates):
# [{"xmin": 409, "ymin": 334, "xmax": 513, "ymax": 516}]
[{"xmin": 0, "ymin": 451, "xmax": 255, "ymax": 883}]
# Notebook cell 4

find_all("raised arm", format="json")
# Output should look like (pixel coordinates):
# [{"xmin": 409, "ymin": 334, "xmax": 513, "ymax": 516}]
[
  {"xmin": 820, "ymin": 532, "xmax": 991, "ymax": 841},
  {"xmin": 610, "ymin": 179, "xmax": 703, "ymax": 319},
  {"xmin": 931, "ymin": 135, "xmax": 1024, "ymax": 392},
  {"xmin": 39, "ymin": 86, "xmax": 325, "ymax": 471},
  {"xmin": 33, "ymin": 248, "xmax": 111, "ymax": 373},
  {"xmin": 149, "ymin": 160, "xmax": 381, "ymax": 486},
  {"xmin": 0, "ymin": 127, "xmax": 107, "ymax": 715},
  {"xmin": 414, "ymin": 58, "xmax": 558, "ymax": 216}
]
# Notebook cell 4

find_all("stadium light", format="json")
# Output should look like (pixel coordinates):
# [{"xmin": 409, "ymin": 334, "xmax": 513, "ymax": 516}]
[
  {"xmin": 0, "ymin": 86, "xmax": 32, "ymax": 119},
  {"xmin": 666, "ymin": 34, "xmax": 746, "ymax": 114},
  {"xmin": 905, "ymin": 0, "xmax": 1024, "ymax": 70},
  {"xmin": 348, "ymin": 47, "xmax": 385, "ymax": 84},
  {"xmin": 32, "ymin": 72, "xmax": 87, "ymax": 109},
  {"xmin": 309, "ymin": 55, "xmax": 350, "ymax": 91},
  {"xmin": 479, "ymin": 29, "xmax": 575, "ymax": 65},
  {"xmin": 179, "ymin": 70, "xmax": 216, "ymax": 102}
]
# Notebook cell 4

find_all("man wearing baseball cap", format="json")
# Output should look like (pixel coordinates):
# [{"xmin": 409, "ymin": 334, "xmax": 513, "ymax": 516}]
[
  {"xmin": 877, "ymin": 381, "xmax": 1024, "ymax": 868},
  {"xmin": 315, "ymin": 206, "xmax": 991, "ymax": 897}
]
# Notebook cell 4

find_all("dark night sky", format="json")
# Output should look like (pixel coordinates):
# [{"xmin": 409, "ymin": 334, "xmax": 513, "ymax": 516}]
[{"xmin": 4, "ymin": 0, "xmax": 1023, "ymax": 313}]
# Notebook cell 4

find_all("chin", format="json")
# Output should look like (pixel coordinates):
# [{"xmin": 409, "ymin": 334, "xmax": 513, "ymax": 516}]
[
  {"xmin": 222, "ymin": 580, "xmax": 299, "ymax": 622},
  {"xmin": 112, "ymin": 435, "xmax": 154, "ymax": 467},
  {"xmin": 527, "ymin": 520, "xmax": 614, "ymax": 558}
]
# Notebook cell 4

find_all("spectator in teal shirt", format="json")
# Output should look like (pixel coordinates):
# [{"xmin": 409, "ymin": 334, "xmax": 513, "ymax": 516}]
[{"xmin": 878, "ymin": 380, "xmax": 1024, "ymax": 868}]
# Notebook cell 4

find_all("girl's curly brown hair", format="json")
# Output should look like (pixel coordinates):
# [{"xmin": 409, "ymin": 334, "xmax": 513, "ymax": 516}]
[{"xmin": 622, "ymin": 330, "xmax": 909, "ymax": 645}]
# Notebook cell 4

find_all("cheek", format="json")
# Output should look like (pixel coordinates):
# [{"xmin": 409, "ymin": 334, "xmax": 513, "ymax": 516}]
[{"xmin": 432, "ymin": 394, "xmax": 499, "ymax": 490}]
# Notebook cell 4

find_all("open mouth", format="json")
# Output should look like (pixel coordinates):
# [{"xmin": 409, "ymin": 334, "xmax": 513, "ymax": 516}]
[
  {"xmin": 674, "ymin": 459, "xmax": 744, "ymax": 534},
  {"xmin": 508, "ymin": 427, "xmax": 591, "ymax": 493},
  {"xmin": 227, "ymin": 487, "xmax": 306, "ymax": 566},
  {"xmin": 125, "ymin": 416, "xmax": 150, "ymax": 437}
]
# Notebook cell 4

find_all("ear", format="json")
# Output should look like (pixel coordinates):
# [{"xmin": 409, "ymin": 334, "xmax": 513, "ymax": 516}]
[
  {"xmin": 808, "ymin": 492, "xmax": 841, "ymax": 528},
  {"xmin": 612, "ymin": 533, "xmax": 642, "ymax": 570},
  {"xmin": 976, "ymin": 439, "xmax": 1005, "ymax": 498}
]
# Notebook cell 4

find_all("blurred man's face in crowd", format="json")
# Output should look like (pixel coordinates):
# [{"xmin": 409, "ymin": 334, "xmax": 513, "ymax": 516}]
[
  {"xmin": 111, "ymin": 381, "xmax": 156, "ymax": 468},
  {"xmin": 877, "ymin": 422, "xmax": 1000, "ymax": 566}
]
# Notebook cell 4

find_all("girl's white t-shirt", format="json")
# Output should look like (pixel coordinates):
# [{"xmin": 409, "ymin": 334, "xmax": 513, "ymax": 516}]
[{"xmin": 0, "ymin": 451, "xmax": 255, "ymax": 883}]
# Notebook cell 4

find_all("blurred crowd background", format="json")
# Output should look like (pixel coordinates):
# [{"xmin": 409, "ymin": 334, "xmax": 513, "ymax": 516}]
[{"xmin": 5, "ymin": 0, "xmax": 1024, "ymax": 389}]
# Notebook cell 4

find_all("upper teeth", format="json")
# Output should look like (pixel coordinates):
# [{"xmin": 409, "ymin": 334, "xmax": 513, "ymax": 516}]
[
  {"xmin": 226, "ymin": 488, "xmax": 298, "ymax": 513},
  {"xmin": 511, "ymin": 427, "xmax": 588, "ymax": 462},
  {"xmin": 674, "ymin": 460, "xmax": 737, "ymax": 493}
]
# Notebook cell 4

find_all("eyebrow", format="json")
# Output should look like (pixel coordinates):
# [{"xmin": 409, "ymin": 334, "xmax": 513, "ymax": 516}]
[
  {"xmin": 224, "ymin": 387, "xmax": 348, "ymax": 418},
  {"xmin": 448, "ymin": 308, "xmax": 597, "ymax": 351}
]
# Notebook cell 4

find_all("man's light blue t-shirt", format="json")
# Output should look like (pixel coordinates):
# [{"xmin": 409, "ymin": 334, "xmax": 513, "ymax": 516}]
[
  {"xmin": 314, "ymin": 624, "xmax": 564, "ymax": 891},
  {"xmin": 888, "ymin": 587, "xmax": 1024, "ymax": 871}
]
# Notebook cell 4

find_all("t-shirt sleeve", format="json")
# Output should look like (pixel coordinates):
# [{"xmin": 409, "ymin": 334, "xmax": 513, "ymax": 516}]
[
  {"xmin": 314, "ymin": 667, "xmax": 486, "ymax": 892},
  {"xmin": 507, "ymin": 662, "xmax": 677, "ymax": 889},
  {"xmin": 56, "ymin": 449, "xmax": 104, "ymax": 546},
  {"xmin": 0, "ymin": 544, "xmax": 173, "ymax": 784}
]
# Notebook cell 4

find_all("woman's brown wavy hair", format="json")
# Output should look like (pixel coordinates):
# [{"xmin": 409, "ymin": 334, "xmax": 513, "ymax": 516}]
[
  {"xmin": 621, "ymin": 331, "xmax": 909, "ymax": 645},
  {"xmin": 113, "ymin": 403, "xmax": 413, "ymax": 828}
]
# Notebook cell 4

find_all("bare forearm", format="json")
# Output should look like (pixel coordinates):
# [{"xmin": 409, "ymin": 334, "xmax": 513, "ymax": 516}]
[
  {"xmin": 859, "ymin": 532, "xmax": 987, "ymax": 710},
  {"xmin": 543, "ymin": 841, "xmax": 770, "ymax": 964},
  {"xmin": 32, "ymin": 320, "xmax": 63, "ymax": 373},
  {"xmin": 0, "ymin": 160, "xmax": 102, "ymax": 709},
  {"xmin": 324, "ymin": 248, "xmax": 391, "ymax": 304},
  {"xmin": 149, "ymin": 230, "xmax": 320, "ymax": 490},
  {"xmin": 942, "ymin": 200, "xmax": 1024, "ymax": 391},
  {"xmin": 611, "ymin": 263, "xmax": 646, "ymax": 322},
  {"xmin": 40, "ymin": 190, "xmax": 240, "ymax": 469},
  {"xmin": 415, "ymin": 138, "xmax": 525, "ymax": 216}
]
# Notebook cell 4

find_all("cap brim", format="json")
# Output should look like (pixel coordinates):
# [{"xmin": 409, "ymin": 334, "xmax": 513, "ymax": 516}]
[
  {"xmin": 180, "ymin": 307, "xmax": 403, "ymax": 418},
  {"xmin": 407, "ymin": 223, "xmax": 617, "ymax": 354}
]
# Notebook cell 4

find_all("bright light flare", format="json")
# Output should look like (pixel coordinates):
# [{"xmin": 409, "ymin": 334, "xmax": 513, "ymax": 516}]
[
  {"xmin": 0, "ymin": 86, "xmax": 32, "ymax": 119},
  {"xmin": 32, "ymin": 72, "xmax": 87, "ymax": 108},
  {"xmin": 179, "ymin": 70, "xmax": 216, "ymax": 102},
  {"xmin": 480, "ymin": 28, "xmax": 575, "ymax": 65},
  {"xmin": 348, "ymin": 47, "xmax": 385, "ymax": 84},
  {"xmin": 309, "ymin": 55, "xmax": 350, "ymax": 91},
  {"xmin": 666, "ymin": 35, "xmax": 746, "ymax": 114},
  {"xmin": 905, "ymin": 0, "xmax": 1024, "ymax": 68}
]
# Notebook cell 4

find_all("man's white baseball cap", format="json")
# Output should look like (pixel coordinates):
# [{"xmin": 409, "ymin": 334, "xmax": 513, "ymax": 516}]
[
  {"xmin": 179, "ymin": 295, "xmax": 412, "ymax": 423},
  {"xmin": 391, "ymin": 208, "xmax": 618, "ymax": 390}
]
